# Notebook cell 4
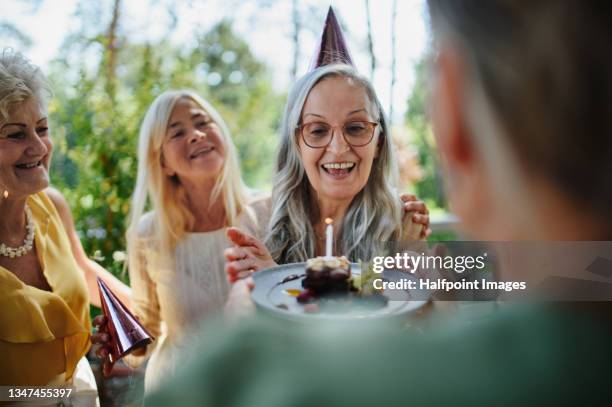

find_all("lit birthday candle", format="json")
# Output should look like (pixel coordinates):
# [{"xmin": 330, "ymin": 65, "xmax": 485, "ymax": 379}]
[{"xmin": 325, "ymin": 217, "xmax": 333, "ymax": 258}]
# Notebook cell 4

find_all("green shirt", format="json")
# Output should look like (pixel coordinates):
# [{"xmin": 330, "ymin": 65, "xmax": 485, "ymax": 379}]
[{"xmin": 148, "ymin": 304, "xmax": 612, "ymax": 406}]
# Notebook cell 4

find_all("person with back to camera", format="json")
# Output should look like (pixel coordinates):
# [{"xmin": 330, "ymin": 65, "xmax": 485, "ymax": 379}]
[{"xmin": 148, "ymin": 1, "xmax": 612, "ymax": 405}]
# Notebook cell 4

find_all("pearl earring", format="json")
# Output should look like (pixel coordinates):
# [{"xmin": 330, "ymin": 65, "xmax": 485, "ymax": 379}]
[{"xmin": 3, "ymin": 190, "xmax": 7, "ymax": 199}]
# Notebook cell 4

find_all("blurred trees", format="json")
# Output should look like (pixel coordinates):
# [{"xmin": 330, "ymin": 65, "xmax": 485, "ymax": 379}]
[
  {"xmin": 0, "ymin": 0, "xmax": 44, "ymax": 49},
  {"xmin": 0, "ymin": 22, "xmax": 32, "ymax": 48},
  {"xmin": 192, "ymin": 21, "xmax": 282, "ymax": 188},
  {"xmin": 47, "ymin": 1, "xmax": 280, "ymax": 278},
  {"xmin": 5, "ymin": 0, "xmax": 446, "ymax": 279},
  {"xmin": 404, "ymin": 58, "xmax": 447, "ymax": 210}
]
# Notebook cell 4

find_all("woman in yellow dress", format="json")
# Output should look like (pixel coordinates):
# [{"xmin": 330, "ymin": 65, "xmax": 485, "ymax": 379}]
[{"xmin": 0, "ymin": 49, "xmax": 127, "ymax": 399}]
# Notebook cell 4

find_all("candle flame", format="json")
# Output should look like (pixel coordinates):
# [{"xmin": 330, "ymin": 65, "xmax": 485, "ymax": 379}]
[{"xmin": 325, "ymin": 217, "xmax": 333, "ymax": 225}]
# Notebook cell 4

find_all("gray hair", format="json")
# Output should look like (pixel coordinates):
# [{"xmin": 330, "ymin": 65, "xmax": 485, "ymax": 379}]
[
  {"xmin": 0, "ymin": 49, "xmax": 51, "ymax": 121},
  {"xmin": 265, "ymin": 64, "xmax": 403, "ymax": 263}
]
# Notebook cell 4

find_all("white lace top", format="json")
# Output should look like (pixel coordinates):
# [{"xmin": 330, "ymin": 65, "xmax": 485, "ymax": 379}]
[
  {"xmin": 174, "ymin": 230, "xmax": 231, "ymax": 326},
  {"xmin": 125, "ymin": 215, "xmax": 233, "ymax": 392}
]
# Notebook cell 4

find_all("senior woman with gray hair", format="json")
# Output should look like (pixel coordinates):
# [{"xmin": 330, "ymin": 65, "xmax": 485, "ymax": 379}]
[
  {"xmin": 223, "ymin": 9, "xmax": 430, "ymax": 285},
  {"xmin": 225, "ymin": 61, "xmax": 428, "ymax": 280}
]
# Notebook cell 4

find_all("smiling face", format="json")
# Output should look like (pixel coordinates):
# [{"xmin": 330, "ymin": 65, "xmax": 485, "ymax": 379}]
[
  {"xmin": 298, "ymin": 75, "xmax": 380, "ymax": 203},
  {"xmin": 0, "ymin": 97, "xmax": 52, "ymax": 199},
  {"xmin": 161, "ymin": 97, "xmax": 226, "ymax": 183}
]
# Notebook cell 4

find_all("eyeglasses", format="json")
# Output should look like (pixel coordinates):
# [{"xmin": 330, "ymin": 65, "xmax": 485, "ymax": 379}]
[{"xmin": 297, "ymin": 121, "xmax": 379, "ymax": 148}]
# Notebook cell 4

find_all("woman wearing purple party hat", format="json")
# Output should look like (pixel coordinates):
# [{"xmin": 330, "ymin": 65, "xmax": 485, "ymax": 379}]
[{"xmin": 225, "ymin": 7, "xmax": 429, "ymax": 281}]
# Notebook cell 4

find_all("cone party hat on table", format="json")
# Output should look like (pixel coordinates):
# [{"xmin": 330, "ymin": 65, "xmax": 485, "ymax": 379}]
[
  {"xmin": 309, "ymin": 6, "xmax": 355, "ymax": 70},
  {"xmin": 97, "ymin": 277, "xmax": 154, "ymax": 363}
]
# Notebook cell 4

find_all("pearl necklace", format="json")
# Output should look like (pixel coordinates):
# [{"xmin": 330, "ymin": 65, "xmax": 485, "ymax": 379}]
[{"xmin": 0, "ymin": 205, "xmax": 35, "ymax": 258}]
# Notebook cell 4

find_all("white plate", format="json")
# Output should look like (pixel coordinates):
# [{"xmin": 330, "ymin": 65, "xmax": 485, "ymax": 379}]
[{"xmin": 251, "ymin": 262, "xmax": 429, "ymax": 322}]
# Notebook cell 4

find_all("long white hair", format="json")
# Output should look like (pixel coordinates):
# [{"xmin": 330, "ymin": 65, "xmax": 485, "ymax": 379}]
[
  {"xmin": 127, "ymin": 90, "xmax": 246, "ymax": 260},
  {"xmin": 265, "ymin": 64, "xmax": 403, "ymax": 263}
]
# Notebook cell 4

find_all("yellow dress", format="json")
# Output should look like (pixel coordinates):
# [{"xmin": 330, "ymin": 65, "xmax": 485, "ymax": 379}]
[{"xmin": 0, "ymin": 191, "xmax": 91, "ymax": 386}]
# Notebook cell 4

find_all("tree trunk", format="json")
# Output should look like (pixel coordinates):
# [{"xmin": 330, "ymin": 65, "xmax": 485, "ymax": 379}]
[
  {"xmin": 290, "ymin": 0, "xmax": 300, "ymax": 80},
  {"xmin": 365, "ymin": 0, "xmax": 376, "ymax": 79},
  {"xmin": 106, "ymin": 0, "xmax": 121, "ymax": 97},
  {"xmin": 389, "ymin": 0, "xmax": 398, "ymax": 125}
]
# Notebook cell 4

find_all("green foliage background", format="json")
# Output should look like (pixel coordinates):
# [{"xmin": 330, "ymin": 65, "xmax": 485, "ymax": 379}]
[
  {"xmin": 47, "ymin": 15, "xmax": 282, "ymax": 279},
  {"xmin": 6, "ymin": 2, "xmax": 447, "ymax": 281},
  {"xmin": 405, "ymin": 59, "xmax": 446, "ymax": 211}
]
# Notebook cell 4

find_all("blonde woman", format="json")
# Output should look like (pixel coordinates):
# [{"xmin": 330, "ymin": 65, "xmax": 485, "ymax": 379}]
[
  {"xmin": 113, "ymin": 90, "xmax": 248, "ymax": 391},
  {"xmin": 225, "ymin": 64, "xmax": 429, "ymax": 280}
]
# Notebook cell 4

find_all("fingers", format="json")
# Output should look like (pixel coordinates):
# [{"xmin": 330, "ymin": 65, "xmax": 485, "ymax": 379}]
[
  {"xmin": 95, "ymin": 345, "xmax": 110, "ymax": 359},
  {"xmin": 224, "ymin": 246, "xmax": 250, "ymax": 262},
  {"xmin": 400, "ymin": 193, "xmax": 417, "ymax": 202},
  {"xmin": 226, "ymin": 258, "xmax": 258, "ymax": 283},
  {"xmin": 227, "ymin": 227, "xmax": 271, "ymax": 259},
  {"xmin": 102, "ymin": 359, "xmax": 114, "ymax": 378},
  {"xmin": 226, "ymin": 260, "xmax": 255, "ymax": 274},
  {"xmin": 226, "ymin": 228, "xmax": 276, "ymax": 283},
  {"xmin": 421, "ymin": 228, "xmax": 432, "ymax": 239},
  {"xmin": 92, "ymin": 315, "xmax": 107, "ymax": 329},
  {"xmin": 91, "ymin": 332, "xmax": 110, "ymax": 345},
  {"xmin": 236, "ymin": 270, "xmax": 254, "ymax": 281},
  {"xmin": 231, "ymin": 258, "xmax": 259, "ymax": 272},
  {"xmin": 227, "ymin": 227, "xmax": 274, "ymax": 261},
  {"xmin": 404, "ymin": 201, "xmax": 429, "ymax": 214},
  {"xmin": 91, "ymin": 318, "xmax": 115, "ymax": 377},
  {"xmin": 92, "ymin": 333, "xmax": 113, "ymax": 378},
  {"xmin": 226, "ymin": 227, "xmax": 262, "ymax": 250},
  {"xmin": 412, "ymin": 213, "xmax": 429, "ymax": 226}
]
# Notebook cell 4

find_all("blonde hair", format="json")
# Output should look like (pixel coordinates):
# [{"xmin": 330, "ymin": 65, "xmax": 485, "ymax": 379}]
[
  {"xmin": 265, "ymin": 64, "xmax": 403, "ymax": 263},
  {"xmin": 127, "ymin": 90, "xmax": 246, "ymax": 260},
  {"xmin": 0, "ymin": 48, "xmax": 51, "ymax": 121}
]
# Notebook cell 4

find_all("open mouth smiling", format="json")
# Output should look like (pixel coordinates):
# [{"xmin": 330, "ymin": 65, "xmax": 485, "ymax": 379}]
[
  {"xmin": 15, "ymin": 160, "xmax": 43, "ymax": 170},
  {"xmin": 190, "ymin": 146, "xmax": 214, "ymax": 159},
  {"xmin": 321, "ymin": 162, "xmax": 356, "ymax": 176}
]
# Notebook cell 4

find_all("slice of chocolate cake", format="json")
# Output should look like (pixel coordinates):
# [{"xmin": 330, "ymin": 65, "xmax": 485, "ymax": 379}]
[
  {"xmin": 293, "ymin": 258, "xmax": 389, "ymax": 311},
  {"xmin": 300, "ymin": 256, "xmax": 356, "ymax": 301}
]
